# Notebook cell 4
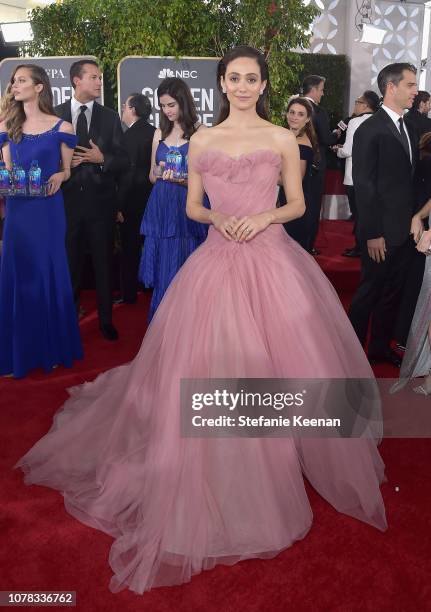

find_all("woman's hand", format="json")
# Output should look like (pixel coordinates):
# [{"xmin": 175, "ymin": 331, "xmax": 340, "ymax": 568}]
[
  {"xmin": 411, "ymin": 214, "xmax": 424, "ymax": 243},
  {"xmin": 232, "ymin": 213, "xmax": 273, "ymax": 242},
  {"xmin": 47, "ymin": 171, "xmax": 67, "ymax": 195},
  {"xmin": 210, "ymin": 212, "xmax": 239, "ymax": 241},
  {"xmin": 417, "ymin": 229, "xmax": 431, "ymax": 253}
]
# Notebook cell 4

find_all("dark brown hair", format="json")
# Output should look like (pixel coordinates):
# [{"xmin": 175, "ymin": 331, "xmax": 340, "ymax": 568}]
[
  {"xmin": 127, "ymin": 93, "xmax": 152, "ymax": 121},
  {"xmin": 302, "ymin": 75, "xmax": 325, "ymax": 96},
  {"xmin": 5, "ymin": 64, "xmax": 55, "ymax": 143},
  {"xmin": 377, "ymin": 62, "xmax": 417, "ymax": 97},
  {"xmin": 70, "ymin": 59, "xmax": 99, "ymax": 89},
  {"xmin": 419, "ymin": 131, "xmax": 431, "ymax": 159},
  {"xmin": 216, "ymin": 46, "xmax": 270, "ymax": 125},
  {"xmin": 286, "ymin": 97, "xmax": 320, "ymax": 165},
  {"xmin": 157, "ymin": 77, "xmax": 198, "ymax": 141},
  {"xmin": 412, "ymin": 90, "xmax": 430, "ymax": 112}
]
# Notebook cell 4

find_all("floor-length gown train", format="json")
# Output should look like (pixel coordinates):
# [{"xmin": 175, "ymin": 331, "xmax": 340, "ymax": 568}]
[{"xmin": 17, "ymin": 149, "xmax": 386, "ymax": 594}]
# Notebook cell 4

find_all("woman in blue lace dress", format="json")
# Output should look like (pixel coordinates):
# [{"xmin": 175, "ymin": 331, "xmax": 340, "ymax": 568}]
[
  {"xmin": 139, "ymin": 78, "xmax": 208, "ymax": 321},
  {"xmin": 0, "ymin": 64, "xmax": 82, "ymax": 378}
]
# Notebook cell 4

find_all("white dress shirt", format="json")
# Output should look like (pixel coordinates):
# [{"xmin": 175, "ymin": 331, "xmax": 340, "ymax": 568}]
[
  {"xmin": 337, "ymin": 113, "xmax": 373, "ymax": 185},
  {"xmin": 70, "ymin": 97, "xmax": 94, "ymax": 134},
  {"xmin": 381, "ymin": 104, "xmax": 412, "ymax": 163}
]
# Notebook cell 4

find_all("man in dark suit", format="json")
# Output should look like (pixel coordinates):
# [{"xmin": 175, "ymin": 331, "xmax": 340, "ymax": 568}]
[
  {"xmin": 302, "ymin": 74, "xmax": 340, "ymax": 255},
  {"xmin": 56, "ymin": 59, "xmax": 128, "ymax": 341},
  {"xmin": 115, "ymin": 93, "xmax": 155, "ymax": 304},
  {"xmin": 349, "ymin": 62, "xmax": 419, "ymax": 367},
  {"xmin": 404, "ymin": 90, "xmax": 431, "ymax": 140}
]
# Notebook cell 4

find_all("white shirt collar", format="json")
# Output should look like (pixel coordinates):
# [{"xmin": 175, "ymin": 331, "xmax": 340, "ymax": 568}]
[
  {"xmin": 304, "ymin": 96, "xmax": 317, "ymax": 105},
  {"xmin": 381, "ymin": 104, "xmax": 404, "ymax": 125},
  {"xmin": 71, "ymin": 96, "xmax": 94, "ymax": 113}
]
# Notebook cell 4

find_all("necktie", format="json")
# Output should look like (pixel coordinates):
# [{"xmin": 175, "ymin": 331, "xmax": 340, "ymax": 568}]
[
  {"xmin": 398, "ymin": 117, "xmax": 411, "ymax": 163},
  {"xmin": 76, "ymin": 105, "xmax": 89, "ymax": 148}
]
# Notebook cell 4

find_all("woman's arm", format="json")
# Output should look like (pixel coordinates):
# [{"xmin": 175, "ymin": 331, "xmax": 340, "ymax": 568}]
[
  {"xmin": 149, "ymin": 129, "xmax": 161, "ymax": 184},
  {"xmin": 59, "ymin": 121, "xmax": 74, "ymax": 182},
  {"xmin": 0, "ymin": 121, "xmax": 11, "ymax": 170},
  {"xmin": 411, "ymin": 197, "xmax": 431, "ymax": 242},
  {"xmin": 414, "ymin": 198, "xmax": 431, "ymax": 221}
]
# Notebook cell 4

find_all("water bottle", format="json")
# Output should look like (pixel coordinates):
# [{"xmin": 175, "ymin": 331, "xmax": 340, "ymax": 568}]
[
  {"xmin": 165, "ymin": 148, "xmax": 177, "ymax": 173},
  {"xmin": 13, "ymin": 164, "xmax": 26, "ymax": 196},
  {"xmin": 28, "ymin": 159, "xmax": 42, "ymax": 196},
  {"xmin": 182, "ymin": 154, "xmax": 188, "ymax": 180},
  {"xmin": 172, "ymin": 149, "xmax": 183, "ymax": 180},
  {"xmin": 0, "ymin": 161, "xmax": 11, "ymax": 195}
]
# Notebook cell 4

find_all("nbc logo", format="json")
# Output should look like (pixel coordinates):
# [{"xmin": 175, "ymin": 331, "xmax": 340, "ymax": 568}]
[{"xmin": 158, "ymin": 68, "xmax": 175, "ymax": 78}]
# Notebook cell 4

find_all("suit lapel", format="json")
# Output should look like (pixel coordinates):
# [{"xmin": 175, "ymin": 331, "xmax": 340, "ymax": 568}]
[
  {"xmin": 57, "ymin": 100, "xmax": 72, "ymax": 123},
  {"xmin": 379, "ymin": 108, "xmax": 411, "ymax": 164},
  {"xmin": 89, "ymin": 101, "xmax": 102, "ymax": 142}
]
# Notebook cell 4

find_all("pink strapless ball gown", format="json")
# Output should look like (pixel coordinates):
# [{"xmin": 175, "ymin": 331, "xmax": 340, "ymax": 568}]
[{"xmin": 16, "ymin": 150, "xmax": 387, "ymax": 594}]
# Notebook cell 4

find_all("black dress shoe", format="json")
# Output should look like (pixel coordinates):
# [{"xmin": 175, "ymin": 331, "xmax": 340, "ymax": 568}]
[
  {"xmin": 369, "ymin": 349, "xmax": 402, "ymax": 368},
  {"xmin": 310, "ymin": 248, "xmax": 321, "ymax": 256},
  {"xmin": 99, "ymin": 323, "xmax": 119, "ymax": 341},
  {"xmin": 342, "ymin": 248, "xmax": 361, "ymax": 258}
]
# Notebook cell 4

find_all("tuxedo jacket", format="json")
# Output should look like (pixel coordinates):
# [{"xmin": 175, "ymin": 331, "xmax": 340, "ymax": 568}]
[
  {"xmin": 404, "ymin": 108, "xmax": 431, "ymax": 140},
  {"xmin": 310, "ymin": 102, "xmax": 338, "ymax": 168},
  {"xmin": 118, "ymin": 118, "xmax": 155, "ymax": 217},
  {"xmin": 55, "ymin": 100, "xmax": 129, "ymax": 213},
  {"xmin": 352, "ymin": 108, "xmax": 418, "ymax": 246}
]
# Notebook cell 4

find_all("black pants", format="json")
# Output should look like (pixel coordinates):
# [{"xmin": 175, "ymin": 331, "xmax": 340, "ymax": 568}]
[
  {"xmin": 348, "ymin": 240, "xmax": 410, "ymax": 355},
  {"xmin": 118, "ymin": 206, "xmax": 145, "ymax": 302},
  {"xmin": 64, "ymin": 194, "xmax": 115, "ymax": 325},
  {"xmin": 346, "ymin": 185, "xmax": 360, "ymax": 251},
  {"xmin": 307, "ymin": 167, "xmax": 325, "ymax": 251}
]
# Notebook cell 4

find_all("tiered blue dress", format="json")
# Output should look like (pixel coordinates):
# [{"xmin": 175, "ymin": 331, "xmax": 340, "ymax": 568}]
[
  {"xmin": 0, "ymin": 120, "xmax": 82, "ymax": 378},
  {"xmin": 139, "ymin": 141, "xmax": 208, "ymax": 321}
]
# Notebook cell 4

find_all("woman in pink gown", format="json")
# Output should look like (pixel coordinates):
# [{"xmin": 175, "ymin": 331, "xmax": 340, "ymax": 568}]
[{"xmin": 16, "ymin": 47, "xmax": 387, "ymax": 595}]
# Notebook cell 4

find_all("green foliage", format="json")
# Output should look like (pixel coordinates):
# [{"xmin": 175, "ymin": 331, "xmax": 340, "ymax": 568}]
[
  {"xmin": 291, "ymin": 52, "xmax": 350, "ymax": 127},
  {"xmin": 24, "ymin": 0, "xmax": 319, "ymax": 119}
]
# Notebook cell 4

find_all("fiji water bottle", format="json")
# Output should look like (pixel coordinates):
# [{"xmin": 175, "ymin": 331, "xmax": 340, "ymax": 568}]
[
  {"xmin": 182, "ymin": 154, "xmax": 188, "ymax": 180},
  {"xmin": 172, "ymin": 149, "xmax": 183, "ymax": 179},
  {"xmin": 0, "ymin": 162, "xmax": 11, "ymax": 195},
  {"xmin": 28, "ymin": 159, "xmax": 42, "ymax": 196},
  {"xmin": 13, "ymin": 164, "xmax": 26, "ymax": 195},
  {"xmin": 165, "ymin": 148, "xmax": 176, "ymax": 172}
]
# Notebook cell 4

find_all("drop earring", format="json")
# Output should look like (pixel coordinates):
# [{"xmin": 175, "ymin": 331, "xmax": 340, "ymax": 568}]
[{"xmin": 222, "ymin": 88, "xmax": 227, "ymax": 94}]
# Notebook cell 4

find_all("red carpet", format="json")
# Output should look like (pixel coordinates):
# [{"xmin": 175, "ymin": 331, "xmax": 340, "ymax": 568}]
[{"xmin": 1, "ymin": 221, "xmax": 430, "ymax": 611}]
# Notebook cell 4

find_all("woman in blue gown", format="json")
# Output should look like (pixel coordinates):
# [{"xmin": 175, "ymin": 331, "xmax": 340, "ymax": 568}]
[
  {"xmin": 0, "ymin": 64, "xmax": 82, "ymax": 378},
  {"xmin": 279, "ymin": 97, "xmax": 320, "ymax": 251},
  {"xmin": 139, "ymin": 77, "xmax": 208, "ymax": 321}
]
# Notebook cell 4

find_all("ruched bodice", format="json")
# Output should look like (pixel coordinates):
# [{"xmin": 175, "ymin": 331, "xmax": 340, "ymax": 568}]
[{"xmin": 195, "ymin": 148, "xmax": 280, "ymax": 216}]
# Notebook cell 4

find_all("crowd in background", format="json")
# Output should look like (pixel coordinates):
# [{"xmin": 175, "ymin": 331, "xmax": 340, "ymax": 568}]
[{"xmin": 2, "ymin": 58, "xmax": 431, "ymax": 384}]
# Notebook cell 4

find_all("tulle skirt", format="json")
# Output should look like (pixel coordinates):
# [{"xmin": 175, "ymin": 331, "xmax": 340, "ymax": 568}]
[{"xmin": 17, "ymin": 225, "xmax": 387, "ymax": 593}]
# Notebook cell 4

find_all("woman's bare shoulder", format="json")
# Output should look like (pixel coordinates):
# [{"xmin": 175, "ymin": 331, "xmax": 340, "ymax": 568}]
[
  {"xmin": 0, "ymin": 121, "xmax": 7, "ymax": 132},
  {"xmin": 59, "ymin": 120, "xmax": 74, "ymax": 134},
  {"xmin": 296, "ymin": 134, "xmax": 312, "ymax": 147}
]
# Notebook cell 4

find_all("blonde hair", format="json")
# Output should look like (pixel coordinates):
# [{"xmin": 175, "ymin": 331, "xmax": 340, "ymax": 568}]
[
  {"xmin": 0, "ymin": 83, "xmax": 13, "ymax": 122},
  {"xmin": 5, "ymin": 64, "xmax": 55, "ymax": 143}
]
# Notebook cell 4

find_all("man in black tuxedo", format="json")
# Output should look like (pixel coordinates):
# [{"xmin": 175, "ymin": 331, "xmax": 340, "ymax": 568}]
[
  {"xmin": 404, "ymin": 90, "xmax": 431, "ymax": 140},
  {"xmin": 349, "ymin": 62, "xmax": 419, "ymax": 367},
  {"xmin": 302, "ymin": 75, "xmax": 340, "ymax": 255},
  {"xmin": 115, "ymin": 93, "xmax": 155, "ymax": 304},
  {"xmin": 56, "ymin": 59, "xmax": 128, "ymax": 341}
]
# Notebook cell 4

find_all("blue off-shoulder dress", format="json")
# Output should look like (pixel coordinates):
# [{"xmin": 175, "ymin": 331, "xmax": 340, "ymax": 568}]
[
  {"xmin": 0, "ymin": 120, "xmax": 82, "ymax": 378},
  {"xmin": 139, "ymin": 141, "xmax": 209, "ymax": 322}
]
